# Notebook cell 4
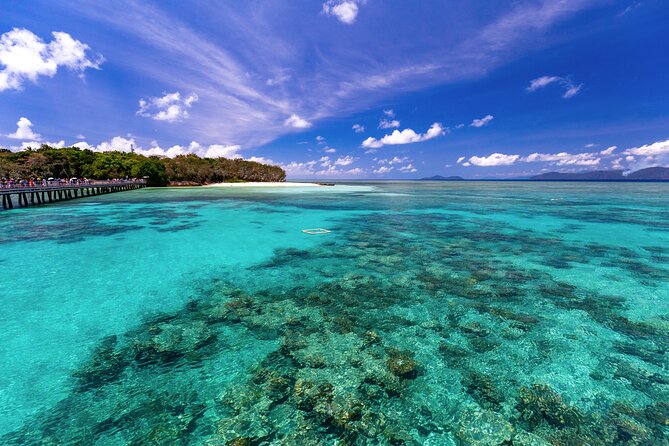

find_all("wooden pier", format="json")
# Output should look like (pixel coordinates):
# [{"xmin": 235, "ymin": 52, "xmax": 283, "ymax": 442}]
[{"xmin": 1, "ymin": 181, "xmax": 146, "ymax": 210}]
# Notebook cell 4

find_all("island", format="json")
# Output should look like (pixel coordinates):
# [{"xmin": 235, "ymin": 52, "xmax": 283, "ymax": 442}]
[
  {"xmin": 420, "ymin": 175, "xmax": 464, "ymax": 181},
  {"xmin": 0, "ymin": 145, "xmax": 286, "ymax": 186},
  {"xmin": 529, "ymin": 167, "xmax": 669, "ymax": 181}
]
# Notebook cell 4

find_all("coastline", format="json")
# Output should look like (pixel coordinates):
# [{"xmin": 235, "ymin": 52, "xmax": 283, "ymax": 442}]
[{"xmin": 202, "ymin": 181, "xmax": 323, "ymax": 188}]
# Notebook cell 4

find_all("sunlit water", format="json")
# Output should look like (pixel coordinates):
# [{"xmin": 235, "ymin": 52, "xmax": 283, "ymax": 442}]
[{"xmin": 0, "ymin": 181, "xmax": 667, "ymax": 445}]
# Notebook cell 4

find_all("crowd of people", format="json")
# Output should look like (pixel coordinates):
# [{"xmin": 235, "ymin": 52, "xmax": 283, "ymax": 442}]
[{"xmin": 0, "ymin": 178, "xmax": 145, "ymax": 189}]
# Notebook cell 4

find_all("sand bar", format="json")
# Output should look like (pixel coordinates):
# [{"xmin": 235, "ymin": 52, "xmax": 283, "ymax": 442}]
[{"xmin": 203, "ymin": 181, "xmax": 323, "ymax": 188}]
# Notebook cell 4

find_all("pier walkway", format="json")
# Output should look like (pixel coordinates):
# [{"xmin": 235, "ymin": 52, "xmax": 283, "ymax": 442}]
[{"xmin": 1, "ymin": 180, "xmax": 146, "ymax": 210}]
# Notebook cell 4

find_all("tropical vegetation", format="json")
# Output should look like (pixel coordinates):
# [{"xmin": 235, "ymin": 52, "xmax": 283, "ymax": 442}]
[{"xmin": 0, "ymin": 145, "xmax": 286, "ymax": 186}]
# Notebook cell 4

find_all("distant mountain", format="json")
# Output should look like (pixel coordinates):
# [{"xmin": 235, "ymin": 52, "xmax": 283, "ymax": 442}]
[
  {"xmin": 626, "ymin": 167, "xmax": 669, "ymax": 180},
  {"xmin": 420, "ymin": 175, "xmax": 464, "ymax": 181},
  {"xmin": 530, "ymin": 167, "xmax": 669, "ymax": 181},
  {"xmin": 530, "ymin": 170, "xmax": 624, "ymax": 181}
]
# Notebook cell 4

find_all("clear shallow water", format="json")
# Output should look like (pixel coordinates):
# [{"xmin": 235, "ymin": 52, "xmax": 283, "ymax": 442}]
[{"xmin": 0, "ymin": 181, "xmax": 667, "ymax": 445}]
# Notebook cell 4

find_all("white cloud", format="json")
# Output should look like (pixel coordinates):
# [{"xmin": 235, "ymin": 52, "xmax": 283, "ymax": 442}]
[
  {"xmin": 378, "ymin": 119, "xmax": 401, "ymax": 129},
  {"xmin": 623, "ymin": 139, "xmax": 669, "ymax": 156},
  {"xmin": 204, "ymin": 144, "xmax": 242, "ymax": 158},
  {"xmin": 455, "ymin": 123, "xmax": 465, "ymax": 129},
  {"xmin": 522, "ymin": 151, "xmax": 600, "ymax": 166},
  {"xmin": 284, "ymin": 114, "xmax": 312, "ymax": 129},
  {"xmin": 600, "ymin": 145, "xmax": 617, "ymax": 155},
  {"xmin": 625, "ymin": 155, "xmax": 635, "ymax": 162},
  {"xmin": 80, "ymin": 137, "xmax": 243, "ymax": 159},
  {"xmin": 527, "ymin": 75, "xmax": 582, "ymax": 99},
  {"xmin": 137, "ymin": 91, "xmax": 198, "ymax": 122},
  {"xmin": 0, "ymin": 28, "xmax": 102, "ymax": 91},
  {"xmin": 334, "ymin": 155, "xmax": 356, "ymax": 166},
  {"xmin": 316, "ymin": 135, "xmax": 326, "ymax": 143},
  {"xmin": 352, "ymin": 124, "xmax": 365, "ymax": 133},
  {"xmin": 462, "ymin": 162, "xmax": 471, "ymax": 167},
  {"xmin": 456, "ymin": 156, "xmax": 466, "ymax": 164},
  {"xmin": 377, "ymin": 156, "xmax": 409, "ymax": 165},
  {"xmin": 266, "ymin": 72, "xmax": 291, "ymax": 86},
  {"xmin": 611, "ymin": 157, "xmax": 624, "ymax": 170},
  {"xmin": 324, "ymin": 147, "xmax": 337, "ymax": 153},
  {"xmin": 399, "ymin": 164, "xmax": 417, "ymax": 173},
  {"xmin": 322, "ymin": 1, "xmax": 364, "ymax": 24},
  {"xmin": 7, "ymin": 117, "xmax": 40, "ymax": 140},
  {"xmin": 20, "ymin": 140, "xmax": 65, "ymax": 150},
  {"xmin": 383, "ymin": 109, "xmax": 395, "ymax": 117},
  {"xmin": 470, "ymin": 114, "xmax": 494, "ymax": 128},
  {"xmin": 373, "ymin": 166, "xmax": 393, "ymax": 174},
  {"xmin": 362, "ymin": 122, "xmax": 445, "ymax": 149},
  {"xmin": 467, "ymin": 153, "xmax": 519, "ymax": 166}
]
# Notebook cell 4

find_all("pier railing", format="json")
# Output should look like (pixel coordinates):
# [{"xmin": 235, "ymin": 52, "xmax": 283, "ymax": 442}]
[{"xmin": 1, "ymin": 180, "xmax": 147, "ymax": 210}]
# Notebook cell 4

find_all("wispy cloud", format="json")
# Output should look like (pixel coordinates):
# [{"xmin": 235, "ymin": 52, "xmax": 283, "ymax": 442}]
[
  {"xmin": 527, "ymin": 75, "xmax": 582, "ymax": 98},
  {"xmin": 352, "ymin": 124, "xmax": 365, "ymax": 133},
  {"xmin": 64, "ymin": 0, "xmax": 598, "ymax": 148},
  {"xmin": 470, "ymin": 114, "xmax": 494, "ymax": 128}
]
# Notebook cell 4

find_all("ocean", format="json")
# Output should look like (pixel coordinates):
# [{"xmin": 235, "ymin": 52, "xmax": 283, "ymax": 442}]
[{"xmin": 1, "ymin": 181, "xmax": 667, "ymax": 444}]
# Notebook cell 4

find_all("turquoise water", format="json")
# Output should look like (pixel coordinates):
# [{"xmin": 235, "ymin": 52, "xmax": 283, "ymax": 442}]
[{"xmin": 0, "ymin": 181, "xmax": 667, "ymax": 445}]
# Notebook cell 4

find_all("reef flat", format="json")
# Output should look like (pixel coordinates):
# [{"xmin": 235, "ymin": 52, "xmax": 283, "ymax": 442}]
[{"xmin": 0, "ymin": 181, "xmax": 667, "ymax": 445}]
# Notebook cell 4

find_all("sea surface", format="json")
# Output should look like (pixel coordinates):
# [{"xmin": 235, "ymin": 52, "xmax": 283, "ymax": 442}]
[{"xmin": 0, "ymin": 181, "xmax": 667, "ymax": 445}]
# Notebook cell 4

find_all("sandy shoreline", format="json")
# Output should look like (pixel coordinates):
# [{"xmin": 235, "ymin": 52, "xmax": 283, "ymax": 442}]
[{"xmin": 203, "ymin": 181, "xmax": 323, "ymax": 188}]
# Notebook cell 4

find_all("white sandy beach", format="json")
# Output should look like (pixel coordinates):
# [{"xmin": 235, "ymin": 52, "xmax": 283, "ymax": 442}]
[{"xmin": 203, "ymin": 181, "xmax": 323, "ymax": 188}]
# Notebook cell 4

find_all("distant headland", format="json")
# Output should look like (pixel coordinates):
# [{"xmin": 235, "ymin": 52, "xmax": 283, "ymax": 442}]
[
  {"xmin": 529, "ymin": 167, "xmax": 669, "ymax": 181},
  {"xmin": 420, "ymin": 175, "xmax": 464, "ymax": 181}
]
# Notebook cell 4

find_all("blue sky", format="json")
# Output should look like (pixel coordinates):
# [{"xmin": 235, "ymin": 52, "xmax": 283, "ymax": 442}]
[{"xmin": 1, "ymin": 0, "xmax": 667, "ymax": 178}]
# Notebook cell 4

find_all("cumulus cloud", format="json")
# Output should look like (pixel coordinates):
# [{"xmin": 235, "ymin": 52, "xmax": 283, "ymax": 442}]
[
  {"xmin": 137, "ymin": 92, "xmax": 198, "ymax": 122},
  {"xmin": 527, "ymin": 75, "xmax": 582, "ymax": 99},
  {"xmin": 352, "ymin": 124, "xmax": 365, "ymax": 133},
  {"xmin": 468, "ymin": 153, "xmax": 520, "ymax": 166},
  {"xmin": 21, "ymin": 140, "xmax": 64, "ymax": 150},
  {"xmin": 283, "ymin": 155, "xmax": 363, "ymax": 177},
  {"xmin": 378, "ymin": 119, "xmax": 400, "ymax": 129},
  {"xmin": 324, "ymin": 147, "xmax": 337, "ymax": 153},
  {"xmin": 65, "ymin": 136, "xmax": 244, "ymax": 159},
  {"xmin": 361, "ymin": 122, "xmax": 445, "ymax": 149},
  {"xmin": 334, "ymin": 155, "xmax": 356, "ymax": 166},
  {"xmin": 523, "ymin": 151, "xmax": 601, "ymax": 166},
  {"xmin": 399, "ymin": 164, "xmax": 417, "ymax": 173},
  {"xmin": 622, "ymin": 139, "xmax": 669, "ymax": 157},
  {"xmin": 373, "ymin": 166, "xmax": 393, "ymax": 174},
  {"xmin": 7, "ymin": 117, "xmax": 40, "ymax": 140},
  {"xmin": 600, "ymin": 146, "xmax": 617, "ymax": 155},
  {"xmin": 377, "ymin": 156, "xmax": 409, "ymax": 165},
  {"xmin": 284, "ymin": 114, "xmax": 312, "ymax": 129},
  {"xmin": 462, "ymin": 145, "xmax": 620, "ymax": 168},
  {"xmin": 322, "ymin": 1, "xmax": 365, "ymax": 24},
  {"xmin": 0, "ymin": 28, "xmax": 102, "ymax": 91},
  {"xmin": 470, "ymin": 114, "xmax": 494, "ymax": 128}
]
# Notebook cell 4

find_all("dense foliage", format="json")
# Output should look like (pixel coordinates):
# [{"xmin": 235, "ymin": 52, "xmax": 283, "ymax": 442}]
[{"xmin": 0, "ymin": 146, "xmax": 286, "ymax": 186}]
